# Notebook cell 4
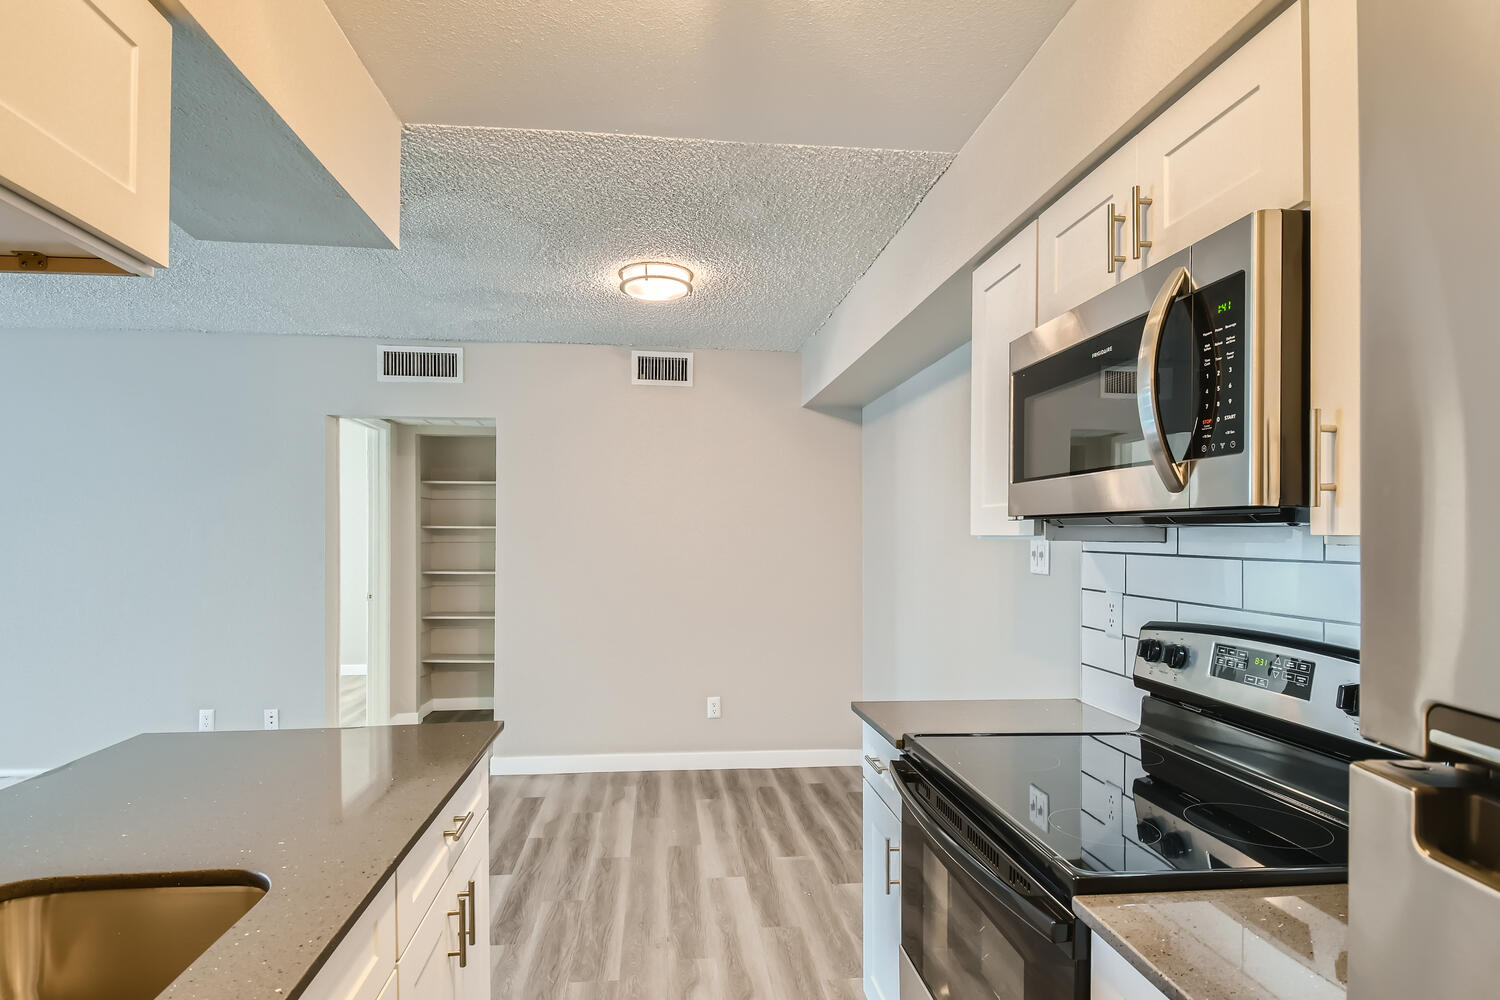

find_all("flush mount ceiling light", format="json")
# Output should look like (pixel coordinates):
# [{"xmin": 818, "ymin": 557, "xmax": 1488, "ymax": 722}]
[{"xmin": 618, "ymin": 261, "xmax": 693, "ymax": 302}]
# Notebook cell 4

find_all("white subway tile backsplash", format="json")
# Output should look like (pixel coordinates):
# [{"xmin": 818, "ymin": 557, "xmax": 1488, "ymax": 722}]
[
  {"xmin": 1081, "ymin": 666, "xmax": 1143, "ymax": 723},
  {"xmin": 1082, "ymin": 627, "xmax": 1127, "ymax": 674},
  {"xmin": 1243, "ymin": 561, "xmax": 1360, "ymax": 623},
  {"xmin": 1076, "ymin": 524, "xmax": 1362, "ymax": 721},
  {"xmin": 1123, "ymin": 596, "xmax": 1178, "ymax": 638},
  {"xmin": 1125, "ymin": 555, "xmax": 1243, "ymax": 605},
  {"xmin": 1325, "ymin": 539, "xmax": 1361, "ymax": 563},
  {"xmin": 1082, "ymin": 552, "xmax": 1126, "ymax": 592},
  {"xmin": 1323, "ymin": 622, "xmax": 1361, "ymax": 648},
  {"xmin": 1177, "ymin": 525, "xmax": 1326, "ymax": 562},
  {"xmin": 1177, "ymin": 603, "xmax": 1325, "ymax": 643}
]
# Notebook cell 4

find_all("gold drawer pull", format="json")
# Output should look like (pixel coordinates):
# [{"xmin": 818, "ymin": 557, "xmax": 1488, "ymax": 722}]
[
  {"xmin": 447, "ymin": 892, "xmax": 469, "ymax": 967},
  {"xmin": 863, "ymin": 754, "xmax": 888, "ymax": 775},
  {"xmin": 443, "ymin": 810, "xmax": 473, "ymax": 841}
]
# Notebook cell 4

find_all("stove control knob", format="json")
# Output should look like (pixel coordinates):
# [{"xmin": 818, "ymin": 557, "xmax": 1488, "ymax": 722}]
[
  {"xmin": 1164, "ymin": 644, "xmax": 1189, "ymax": 670},
  {"xmin": 1138, "ymin": 638, "xmax": 1164, "ymax": 663},
  {"xmin": 1336, "ymin": 683, "xmax": 1360, "ymax": 717}
]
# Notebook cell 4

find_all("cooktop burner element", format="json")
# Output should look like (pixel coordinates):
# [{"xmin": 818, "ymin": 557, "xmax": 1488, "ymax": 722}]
[{"xmin": 1179, "ymin": 801, "xmax": 1338, "ymax": 852}]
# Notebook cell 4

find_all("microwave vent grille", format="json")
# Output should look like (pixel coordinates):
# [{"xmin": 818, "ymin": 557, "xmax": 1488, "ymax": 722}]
[{"xmin": 1101, "ymin": 366, "xmax": 1137, "ymax": 399}]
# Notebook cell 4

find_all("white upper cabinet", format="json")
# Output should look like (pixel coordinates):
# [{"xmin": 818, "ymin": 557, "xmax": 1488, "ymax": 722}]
[
  {"xmin": 0, "ymin": 0, "xmax": 171, "ymax": 274},
  {"xmin": 1133, "ymin": 4, "xmax": 1306, "ymax": 266},
  {"xmin": 1036, "ymin": 142, "xmax": 1141, "ymax": 323},
  {"xmin": 1306, "ymin": 0, "xmax": 1361, "ymax": 537},
  {"xmin": 971, "ymin": 221, "xmax": 1041, "ymax": 537}
]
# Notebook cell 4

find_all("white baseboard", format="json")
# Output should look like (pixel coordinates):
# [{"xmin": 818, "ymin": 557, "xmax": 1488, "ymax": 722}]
[
  {"xmin": 419, "ymin": 697, "xmax": 495, "ymax": 718},
  {"xmin": 490, "ymin": 747, "xmax": 860, "ymax": 776}
]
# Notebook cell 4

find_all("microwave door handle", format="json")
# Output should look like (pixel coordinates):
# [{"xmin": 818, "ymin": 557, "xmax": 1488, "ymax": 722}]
[{"xmin": 1137, "ymin": 264, "xmax": 1193, "ymax": 493}]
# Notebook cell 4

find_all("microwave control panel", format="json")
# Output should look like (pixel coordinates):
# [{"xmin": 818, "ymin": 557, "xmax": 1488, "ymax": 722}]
[{"xmin": 1189, "ymin": 271, "xmax": 1246, "ymax": 460}]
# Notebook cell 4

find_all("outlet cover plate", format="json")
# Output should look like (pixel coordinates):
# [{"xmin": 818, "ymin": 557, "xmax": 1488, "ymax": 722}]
[
  {"xmin": 1027, "ymin": 783, "xmax": 1050, "ymax": 832},
  {"xmin": 1104, "ymin": 590, "xmax": 1123, "ymax": 639},
  {"xmin": 1029, "ymin": 538, "xmax": 1051, "ymax": 576},
  {"xmin": 263, "ymin": 708, "xmax": 279, "ymax": 730},
  {"xmin": 706, "ymin": 696, "xmax": 721, "ymax": 720},
  {"xmin": 198, "ymin": 709, "xmax": 215, "ymax": 732}
]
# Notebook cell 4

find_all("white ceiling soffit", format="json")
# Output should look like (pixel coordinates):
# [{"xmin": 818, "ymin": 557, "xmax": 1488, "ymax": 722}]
[
  {"xmin": 0, "ymin": 127, "xmax": 950, "ymax": 351},
  {"xmin": 323, "ymin": 0, "xmax": 1077, "ymax": 152}
]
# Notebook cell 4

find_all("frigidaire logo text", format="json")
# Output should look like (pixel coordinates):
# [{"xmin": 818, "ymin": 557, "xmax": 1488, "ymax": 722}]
[{"xmin": 1091, "ymin": 346, "xmax": 1113, "ymax": 359}]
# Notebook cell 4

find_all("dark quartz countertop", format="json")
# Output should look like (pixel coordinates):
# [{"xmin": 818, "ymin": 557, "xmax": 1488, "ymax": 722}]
[{"xmin": 0, "ymin": 722, "xmax": 501, "ymax": 999}]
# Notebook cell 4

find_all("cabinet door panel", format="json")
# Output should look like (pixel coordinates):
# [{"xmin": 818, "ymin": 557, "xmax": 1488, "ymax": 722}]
[
  {"xmin": 299, "ymin": 879, "xmax": 397, "ymax": 1000},
  {"xmin": 1134, "ymin": 4, "xmax": 1306, "ymax": 265},
  {"xmin": 863, "ymin": 779, "xmax": 902, "ymax": 1000},
  {"xmin": 0, "ymin": 0, "xmax": 170, "ymax": 265},
  {"xmin": 1037, "ymin": 142, "xmax": 1139, "ymax": 322},
  {"xmin": 971, "ymin": 222, "xmax": 1041, "ymax": 537},
  {"xmin": 453, "ymin": 814, "xmax": 492, "ymax": 1000},
  {"xmin": 398, "ymin": 878, "xmax": 462, "ymax": 1000}
]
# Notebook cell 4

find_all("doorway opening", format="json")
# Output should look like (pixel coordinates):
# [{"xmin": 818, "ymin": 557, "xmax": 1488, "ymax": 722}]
[{"xmin": 330, "ymin": 417, "xmax": 497, "ymax": 727}]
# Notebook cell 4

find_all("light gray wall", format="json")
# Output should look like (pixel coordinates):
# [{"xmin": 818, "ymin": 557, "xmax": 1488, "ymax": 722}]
[
  {"xmin": 0, "ymin": 331, "xmax": 861, "ymax": 768},
  {"xmin": 861, "ymin": 343, "xmax": 1082, "ymax": 700}
]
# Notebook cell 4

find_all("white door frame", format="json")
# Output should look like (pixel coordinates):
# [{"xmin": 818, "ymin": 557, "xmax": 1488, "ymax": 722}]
[{"xmin": 353, "ymin": 418, "xmax": 392, "ymax": 726}]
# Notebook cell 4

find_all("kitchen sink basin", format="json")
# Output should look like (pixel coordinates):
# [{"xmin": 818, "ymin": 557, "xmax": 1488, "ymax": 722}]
[{"xmin": 0, "ymin": 872, "xmax": 268, "ymax": 1000}]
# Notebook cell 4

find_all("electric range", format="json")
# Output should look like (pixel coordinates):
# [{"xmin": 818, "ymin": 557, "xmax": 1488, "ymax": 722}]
[{"xmin": 892, "ymin": 621, "xmax": 1402, "ymax": 1000}]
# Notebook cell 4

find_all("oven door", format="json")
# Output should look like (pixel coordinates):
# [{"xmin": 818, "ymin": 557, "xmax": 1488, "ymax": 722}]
[{"xmin": 893, "ymin": 760, "xmax": 1087, "ymax": 1000}]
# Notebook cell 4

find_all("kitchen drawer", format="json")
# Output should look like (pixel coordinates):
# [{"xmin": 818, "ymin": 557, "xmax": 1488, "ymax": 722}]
[
  {"xmin": 395, "ymin": 761, "xmax": 488, "ymax": 955},
  {"xmin": 399, "ymin": 812, "xmax": 491, "ymax": 1000},
  {"xmin": 299, "ymin": 878, "xmax": 396, "ymax": 1000},
  {"xmin": 861, "ymin": 723, "xmax": 902, "ymax": 819}
]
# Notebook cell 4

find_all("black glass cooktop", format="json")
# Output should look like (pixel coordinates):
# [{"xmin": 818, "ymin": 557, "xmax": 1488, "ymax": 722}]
[{"xmin": 907, "ymin": 730, "xmax": 1349, "ymax": 886}]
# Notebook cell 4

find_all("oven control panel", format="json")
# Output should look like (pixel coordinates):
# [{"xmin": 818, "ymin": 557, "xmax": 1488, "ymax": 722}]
[{"xmin": 1132, "ymin": 622, "xmax": 1363, "ymax": 743}]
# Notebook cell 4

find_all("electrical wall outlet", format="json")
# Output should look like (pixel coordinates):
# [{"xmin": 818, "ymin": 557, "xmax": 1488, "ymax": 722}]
[
  {"xmin": 198, "ymin": 709, "xmax": 215, "ymax": 732},
  {"xmin": 1104, "ymin": 590, "xmax": 1123, "ymax": 639},
  {"xmin": 706, "ymin": 696, "xmax": 721, "ymax": 720},
  {"xmin": 1027, "ymin": 783, "xmax": 1050, "ymax": 832},
  {"xmin": 1028, "ymin": 537, "xmax": 1051, "ymax": 576},
  {"xmin": 263, "ymin": 708, "xmax": 279, "ymax": 730}
]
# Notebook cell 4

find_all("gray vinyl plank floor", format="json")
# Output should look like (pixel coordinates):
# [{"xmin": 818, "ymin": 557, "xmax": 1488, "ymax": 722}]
[{"xmin": 488, "ymin": 767, "xmax": 865, "ymax": 999}]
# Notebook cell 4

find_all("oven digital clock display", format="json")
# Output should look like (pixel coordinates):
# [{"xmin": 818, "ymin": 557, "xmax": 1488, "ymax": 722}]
[{"xmin": 1210, "ymin": 643, "xmax": 1314, "ymax": 701}]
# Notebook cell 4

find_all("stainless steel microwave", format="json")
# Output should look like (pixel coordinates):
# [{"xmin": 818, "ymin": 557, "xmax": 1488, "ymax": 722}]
[{"xmin": 1008, "ymin": 209, "xmax": 1308, "ymax": 526}]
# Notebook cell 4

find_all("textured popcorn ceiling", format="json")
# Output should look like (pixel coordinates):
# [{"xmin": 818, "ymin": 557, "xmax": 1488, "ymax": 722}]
[
  {"xmin": 1, "ymin": 127, "xmax": 950, "ymax": 351},
  {"xmin": 325, "ymin": 0, "xmax": 1075, "ymax": 152}
]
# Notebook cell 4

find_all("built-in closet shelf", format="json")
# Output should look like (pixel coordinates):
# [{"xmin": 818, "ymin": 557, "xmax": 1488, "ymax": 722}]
[
  {"xmin": 422, "ymin": 654, "xmax": 497, "ymax": 665},
  {"xmin": 422, "ymin": 613, "xmax": 497, "ymax": 621},
  {"xmin": 421, "ymin": 480, "xmax": 496, "ymax": 485},
  {"xmin": 422, "ymin": 570, "xmax": 497, "ymax": 576},
  {"xmin": 421, "ymin": 524, "xmax": 497, "ymax": 531}
]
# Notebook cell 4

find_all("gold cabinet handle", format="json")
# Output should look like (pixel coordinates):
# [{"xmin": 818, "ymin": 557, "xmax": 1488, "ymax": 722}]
[
  {"xmin": 443, "ymin": 810, "xmax": 474, "ymax": 841},
  {"xmin": 447, "ymin": 892, "xmax": 469, "ymax": 967},
  {"xmin": 885, "ymin": 838, "xmax": 901, "ymax": 894},
  {"xmin": 1311, "ymin": 408, "xmax": 1339, "ymax": 507},
  {"xmin": 1106, "ymin": 203, "xmax": 1127, "ymax": 273},
  {"xmin": 1132, "ymin": 185, "xmax": 1153, "ymax": 259},
  {"xmin": 862, "ymin": 754, "xmax": 887, "ymax": 775},
  {"xmin": 465, "ymin": 879, "xmax": 477, "ymax": 945}
]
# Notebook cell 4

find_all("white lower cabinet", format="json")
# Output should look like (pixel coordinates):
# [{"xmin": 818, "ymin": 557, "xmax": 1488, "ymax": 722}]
[
  {"xmin": 862, "ymin": 777, "xmax": 902, "ymax": 1000},
  {"xmin": 302, "ymin": 765, "xmax": 490, "ymax": 1000},
  {"xmin": 1090, "ymin": 933, "xmax": 1169, "ymax": 1000}
]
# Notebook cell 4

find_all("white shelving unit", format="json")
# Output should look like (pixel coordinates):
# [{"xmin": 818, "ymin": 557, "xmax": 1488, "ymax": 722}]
[{"xmin": 417, "ymin": 434, "xmax": 497, "ymax": 721}]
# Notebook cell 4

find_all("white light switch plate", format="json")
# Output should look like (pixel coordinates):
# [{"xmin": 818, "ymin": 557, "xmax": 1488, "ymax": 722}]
[
  {"xmin": 1028, "ymin": 538, "xmax": 1051, "ymax": 576},
  {"xmin": 1027, "ymin": 783, "xmax": 1050, "ymax": 832},
  {"xmin": 1104, "ymin": 590, "xmax": 1123, "ymax": 639}
]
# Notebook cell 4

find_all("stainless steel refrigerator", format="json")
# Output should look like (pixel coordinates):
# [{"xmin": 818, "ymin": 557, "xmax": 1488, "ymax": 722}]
[{"xmin": 1349, "ymin": 1, "xmax": 1500, "ymax": 995}]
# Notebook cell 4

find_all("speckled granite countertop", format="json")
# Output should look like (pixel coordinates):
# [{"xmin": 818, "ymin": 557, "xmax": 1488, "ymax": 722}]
[
  {"xmin": 1075, "ymin": 884, "xmax": 1349, "ymax": 999},
  {"xmin": 0, "ymin": 722, "xmax": 501, "ymax": 1000},
  {"xmin": 853, "ymin": 698, "xmax": 1136, "ymax": 748}
]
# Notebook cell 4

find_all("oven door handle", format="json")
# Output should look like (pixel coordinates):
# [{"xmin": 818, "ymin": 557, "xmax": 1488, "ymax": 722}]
[
  {"xmin": 1137, "ymin": 264, "xmax": 1193, "ymax": 494},
  {"xmin": 894, "ymin": 765, "xmax": 1074, "ymax": 946}
]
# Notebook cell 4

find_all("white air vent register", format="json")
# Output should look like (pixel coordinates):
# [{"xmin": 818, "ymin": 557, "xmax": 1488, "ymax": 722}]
[
  {"xmin": 632, "ymin": 351, "xmax": 693, "ymax": 386},
  {"xmin": 377, "ymin": 345, "xmax": 464, "ymax": 383}
]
